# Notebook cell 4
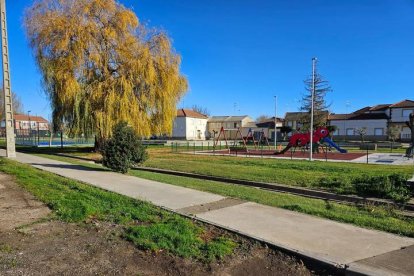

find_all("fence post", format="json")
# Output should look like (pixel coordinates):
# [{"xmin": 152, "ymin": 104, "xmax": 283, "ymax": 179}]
[
  {"xmin": 171, "ymin": 142, "xmax": 173, "ymax": 153},
  {"xmin": 194, "ymin": 142, "xmax": 196, "ymax": 154},
  {"xmin": 201, "ymin": 142, "xmax": 203, "ymax": 152},
  {"xmin": 60, "ymin": 131, "xmax": 63, "ymax": 149}
]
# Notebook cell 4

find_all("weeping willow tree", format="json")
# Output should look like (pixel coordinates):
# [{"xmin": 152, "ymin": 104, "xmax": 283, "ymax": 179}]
[{"xmin": 25, "ymin": 0, "xmax": 188, "ymax": 144}]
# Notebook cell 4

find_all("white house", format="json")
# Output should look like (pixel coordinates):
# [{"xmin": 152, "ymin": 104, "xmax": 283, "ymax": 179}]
[
  {"xmin": 172, "ymin": 109, "xmax": 208, "ymax": 140},
  {"xmin": 388, "ymin": 100, "xmax": 414, "ymax": 141},
  {"xmin": 328, "ymin": 112, "xmax": 389, "ymax": 141},
  {"xmin": 328, "ymin": 99, "xmax": 414, "ymax": 141}
]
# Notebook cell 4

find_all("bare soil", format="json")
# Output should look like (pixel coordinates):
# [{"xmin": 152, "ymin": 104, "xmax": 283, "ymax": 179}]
[{"xmin": 0, "ymin": 173, "xmax": 317, "ymax": 276}]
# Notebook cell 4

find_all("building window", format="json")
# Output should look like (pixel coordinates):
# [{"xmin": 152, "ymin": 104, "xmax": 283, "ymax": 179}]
[
  {"xmin": 333, "ymin": 129, "xmax": 339, "ymax": 135},
  {"xmin": 233, "ymin": 122, "xmax": 238, "ymax": 128},
  {"xmin": 374, "ymin": 128, "xmax": 384, "ymax": 136},
  {"xmin": 402, "ymin": 109, "xmax": 414, "ymax": 118},
  {"xmin": 346, "ymin": 128, "xmax": 354, "ymax": 136}
]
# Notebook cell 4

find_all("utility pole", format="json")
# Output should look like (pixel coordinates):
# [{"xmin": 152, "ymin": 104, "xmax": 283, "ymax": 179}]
[
  {"xmin": 1, "ymin": 0, "xmax": 16, "ymax": 158},
  {"xmin": 274, "ymin": 95, "xmax": 277, "ymax": 149},
  {"xmin": 309, "ymin": 57, "xmax": 317, "ymax": 161}
]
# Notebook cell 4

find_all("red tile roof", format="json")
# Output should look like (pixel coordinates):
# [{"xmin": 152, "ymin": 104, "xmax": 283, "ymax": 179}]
[
  {"xmin": 389, "ymin": 99, "xmax": 414, "ymax": 108},
  {"xmin": 14, "ymin": 114, "xmax": 49, "ymax": 123},
  {"xmin": 176, "ymin": 109, "xmax": 208, "ymax": 119}
]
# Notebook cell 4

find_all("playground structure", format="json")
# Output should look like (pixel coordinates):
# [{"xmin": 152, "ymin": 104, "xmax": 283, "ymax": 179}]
[
  {"xmin": 275, "ymin": 127, "xmax": 347, "ymax": 155},
  {"xmin": 213, "ymin": 127, "xmax": 271, "ymax": 151}
]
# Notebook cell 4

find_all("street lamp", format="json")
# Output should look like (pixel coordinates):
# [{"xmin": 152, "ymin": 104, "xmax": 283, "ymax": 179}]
[
  {"xmin": 274, "ymin": 96, "xmax": 278, "ymax": 149},
  {"xmin": 309, "ymin": 57, "xmax": 317, "ymax": 161},
  {"xmin": 28, "ymin": 110, "xmax": 31, "ymax": 139},
  {"xmin": 0, "ymin": 0, "xmax": 16, "ymax": 157}
]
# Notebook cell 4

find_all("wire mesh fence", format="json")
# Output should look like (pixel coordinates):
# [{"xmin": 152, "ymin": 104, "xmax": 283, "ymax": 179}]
[{"xmin": 12, "ymin": 130, "xmax": 94, "ymax": 147}]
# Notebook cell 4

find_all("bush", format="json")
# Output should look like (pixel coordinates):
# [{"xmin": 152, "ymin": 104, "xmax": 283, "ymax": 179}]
[
  {"xmin": 102, "ymin": 122, "xmax": 148, "ymax": 173},
  {"xmin": 353, "ymin": 174, "xmax": 411, "ymax": 204}
]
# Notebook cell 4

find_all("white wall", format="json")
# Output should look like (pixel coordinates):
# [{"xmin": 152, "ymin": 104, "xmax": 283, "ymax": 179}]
[
  {"xmin": 390, "ymin": 108, "xmax": 414, "ymax": 122},
  {"xmin": 330, "ymin": 119, "xmax": 387, "ymax": 136},
  {"xmin": 172, "ymin": 117, "xmax": 186, "ymax": 138},
  {"xmin": 185, "ymin": 117, "xmax": 208, "ymax": 140}
]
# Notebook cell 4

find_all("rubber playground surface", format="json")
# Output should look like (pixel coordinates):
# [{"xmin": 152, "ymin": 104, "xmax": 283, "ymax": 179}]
[{"xmin": 206, "ymin": 149, "xmax": 366, "ymax": 161}]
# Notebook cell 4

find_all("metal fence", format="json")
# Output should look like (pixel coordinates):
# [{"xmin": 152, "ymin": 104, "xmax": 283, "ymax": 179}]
[{"xmin": 13, "ymin": 130, "xmax": 94, "ymax": 147}]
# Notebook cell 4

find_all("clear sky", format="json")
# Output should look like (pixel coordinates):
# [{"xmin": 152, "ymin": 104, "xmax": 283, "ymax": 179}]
[{"xmin": 5, "ymin": 0, "xmax": 414, "ymax": 120}]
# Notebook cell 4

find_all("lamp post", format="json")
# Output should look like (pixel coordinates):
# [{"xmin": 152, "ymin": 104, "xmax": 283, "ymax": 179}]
[
  {"xmin": 28, "ymin": 110, "xmax": 31, "ymax": 141},
  {"xmin": 309, "ymin": 57, "xmax": 317, "ymax": 161},
  {"xmin": 274, "ymin": 96, "xmax": 278, "ymax": 149},
  {"xmin": 1, "ymin": 0, "xmax": 16, "ymax": 157}
]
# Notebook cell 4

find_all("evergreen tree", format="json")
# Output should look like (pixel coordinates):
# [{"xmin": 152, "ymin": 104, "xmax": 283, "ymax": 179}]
[{"xmin": 300, "ymin": 61, "xmax": 331, "ymax": 129}]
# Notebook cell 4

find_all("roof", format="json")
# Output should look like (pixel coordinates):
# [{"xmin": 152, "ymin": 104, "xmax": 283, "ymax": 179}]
[
  {"xmin": 352, "ymin": 106, "xmax": 371, "ymax": 114},
  {"xmin": 328, "ymin": 113, "xmax": 349, "ymax": 120},
  {"xmin": 349, "ymin": 113, "xmax": 389, "ymax": 120},
  {"xmin": 208, "ymin": 115, "xmax": 252, "ymax": 122},
  {"xmin": 176, "ymin": 109, "xmax": 208, "ymax": 119},
  {"xmin": 256, "ymin": 117, "xmax": 284, "ymax": 128},
  {"xmin": 369, "ymin": 104, "xmax": 391, "ymax": 111},
  {"xmin": 14, "ymin": 114, "xmax": 48, "ymax": 123},
  {"xmin": 329, "ymin": 113, "xmax": 388, "ymax": 121},
  {"xmin": 389, "ymin": 99, "xmax": 414, "ymax": 108}
]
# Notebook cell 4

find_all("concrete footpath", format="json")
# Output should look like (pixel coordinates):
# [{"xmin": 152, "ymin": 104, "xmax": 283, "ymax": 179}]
[{"xmin": 2, "ymin": 150, "xmax": 414, "ymax": 275}]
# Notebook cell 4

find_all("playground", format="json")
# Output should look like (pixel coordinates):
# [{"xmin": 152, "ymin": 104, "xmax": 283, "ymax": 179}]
[{"xmin": 192, "ymin": 126, "xmax": 414, "ymax": 164}]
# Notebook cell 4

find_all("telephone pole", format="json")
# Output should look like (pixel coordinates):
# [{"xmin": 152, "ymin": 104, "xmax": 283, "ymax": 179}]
[{"xmin": 1, "ymin": 0, "xmax": 16, "ymax": 157}]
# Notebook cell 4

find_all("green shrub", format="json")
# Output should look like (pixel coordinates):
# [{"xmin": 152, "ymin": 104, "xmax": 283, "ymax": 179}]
[
  {"xmin": 102, "ymin": 122, "xmax": 148, "ymax": 173},
  {"xmin": 353, "ymin": 174, "xmax": 411, "ymax": 203}
]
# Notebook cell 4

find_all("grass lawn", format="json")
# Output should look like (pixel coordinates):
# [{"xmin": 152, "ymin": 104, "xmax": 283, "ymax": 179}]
[
  {"xmin": 0, "ymin": 157, "xmax": 236, "ymax": 262},
  {"xmin": 11, "ymin": 150, "xmax": 414, "ymax": 237},
  {"xmin": 142, "ymin": 147, "xmax": 414, "ymax": 199}
]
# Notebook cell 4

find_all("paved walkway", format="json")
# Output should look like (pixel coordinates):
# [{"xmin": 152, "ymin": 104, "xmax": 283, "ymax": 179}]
[{"xmin": 2, "ymin": 150, "xmax": 414, "ymax": 275}]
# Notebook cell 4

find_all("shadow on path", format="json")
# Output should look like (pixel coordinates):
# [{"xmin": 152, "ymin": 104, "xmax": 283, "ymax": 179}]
[{"xmin": 30, "ymin": 163, "xmax": 108, "ymax": 172}]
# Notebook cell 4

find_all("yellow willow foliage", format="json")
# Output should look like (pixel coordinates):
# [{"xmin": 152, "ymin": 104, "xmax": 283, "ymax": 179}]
[{"xmin": 25, "ymin": 0, "xmax": 188, "ymax": 139}]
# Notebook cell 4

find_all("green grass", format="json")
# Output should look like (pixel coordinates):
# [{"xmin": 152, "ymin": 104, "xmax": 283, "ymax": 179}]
[
  {"xmin": 0, "ymin": 157, "xmax": 235, "ymax": 261},
  {"xmin": 8, "ymin": 148, "xmax": 414, "ymax": 237},
  {"xmin": 142, "ymin": 148, "xmax": 414, "ymax": 201},
  {"xmin": 127, "ymin": 169, "xmax": 414, "ymax": 237}
]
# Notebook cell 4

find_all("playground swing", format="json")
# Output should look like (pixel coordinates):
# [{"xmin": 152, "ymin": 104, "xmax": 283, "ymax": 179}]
[
  {"xmin": 213, "ymin": 127, "xmax": 247, "ymax": 152},
  {"xmin": 245, "ymin": 128, "xmax": 258, "ymax": 150},
  {"xmin": 257, "ymin": 129, "xmax": 271, "ymax": 150}
]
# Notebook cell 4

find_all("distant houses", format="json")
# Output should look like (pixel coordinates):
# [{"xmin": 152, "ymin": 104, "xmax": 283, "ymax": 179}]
[
  {"xmin": 171, "ymin": 112, "xmax": 284, "ymax": 141},
  {"xmin": 171, "ymin": 99, "xmax": 414, "ymax": 142},
  {"xmin": 328, "ymin": 99, "xmax": 414, "ymax": 142},
  {"xmin": 0, "ymin": 114, "xmax": 49, "ymax": 136}
]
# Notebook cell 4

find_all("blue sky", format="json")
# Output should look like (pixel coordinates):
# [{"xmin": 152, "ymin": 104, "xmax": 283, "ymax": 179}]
[{"xmin": 5, "ymin": 0, "xmax": 414, "ymax": 120}]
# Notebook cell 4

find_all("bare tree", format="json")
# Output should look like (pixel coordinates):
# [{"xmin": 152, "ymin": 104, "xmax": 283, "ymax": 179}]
[
  {"xmin": 355, "ymin": 127, "xmax": 367, "ymax": 143},
  {"xmin": 191, "ymin": 105, "xmax": 210, "ymax": 116},
  {"xmin": 256, "ymin": 115, "xmax": 271, "ymax": 122},
  {"xmin": 0, "ymin": 90, "xmax": 24, "ymax": 120},
  {"xmin": 387, "ymin": 125, "xmax": 400, "ymax": 152}
]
